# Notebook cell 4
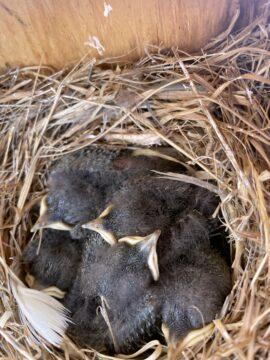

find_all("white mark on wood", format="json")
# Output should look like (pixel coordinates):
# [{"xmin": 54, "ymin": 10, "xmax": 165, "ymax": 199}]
[
  {"xmin": 85, "ymin": 36, "xmax": 105, "ymax": 55},
  {"xmin": 104, "ymin": 2, "xmax": 113, "ymax": 17}
]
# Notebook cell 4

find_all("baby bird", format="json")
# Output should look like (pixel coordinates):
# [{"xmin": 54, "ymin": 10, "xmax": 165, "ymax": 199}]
[
  {"xmin": 157, "ymin": 210, "xmax": 214, "ymax": 268},
  {"xmin": 32, "ymin": 146, "xmax": 183, "ymax": 234},
  {"xmin": 66, "ymin": 230, "xmax": 161, "ymax": 354},
  {"xmin": 68, "ymin": 213, "xmax": 230, "ymax": 354},
  {"xmin": 82, "ymin": 176, "xmax": 220, "ymax": 243},
  {"xmin": 24, "ymin": 144, "xmax": 230, "ymax": 355},
  {"xmin": 53, "ymin": 145, "xmax": 123, "ymax": 174},
  {"xmin": 23, "ymin": 229, "xmax": 83, "ymax": 290},
  {"xmin": 156, "ymin": 213, "xmax": 231, "ymax": 346},
  {"xmin": 31, "ymin": 170, "xmax": 104, "ymax": 233},
  {"xmin": 53, "ymin": 145, "xmax": 183, "ymax": 183},
  {"xmin": 159, "ymin": 250, "xmax": 231, "ymax": 345},
  {"xmin": 52, "ymin": 145, "xmax": 184, "ymax": 200}
]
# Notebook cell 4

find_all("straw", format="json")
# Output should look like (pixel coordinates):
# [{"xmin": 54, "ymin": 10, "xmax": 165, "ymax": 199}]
[{"xmin": 0, "ymin": 7, "xmax": 269, "ymax": 359}]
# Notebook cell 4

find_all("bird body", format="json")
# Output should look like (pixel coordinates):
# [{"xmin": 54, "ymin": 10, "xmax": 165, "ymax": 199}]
[
  {"xmin": 66, "ymin": 214, "xmax": 231, "ymax": 353},
  {"xmin": 23, "ymin": 229, "xmax": 83, "ymax": 290},
  {"xmin": 83, "ymin": 176, "xmax": 220, "ymax": 243},
  {"xmin": 157, "ymin": 210, "xmax": 213, "ymax": 269},
  {"xmin": 66, "ymin": 231, "xmax": 161, "ymax": 354},
  {"xmin": 53, "ymin": 146, "xmax": 183, "ymax": 182},
  {"xmin": 156, "ymin": 211, "xmax": 231, "ymax": 343},
  {"xmin": 32, "ymin": 146, "xmax": 183, "ymax": 233},
  {"xmin": 23, "ymin": 145, "xmax": 231, "ymax": 354},
  {"xmin": 47, "ymin": 170, "xmax": 104, "ymax": 225},
  {"xmin": 159, "ymin": 249, "xmax": 231, "ymax": 342}
]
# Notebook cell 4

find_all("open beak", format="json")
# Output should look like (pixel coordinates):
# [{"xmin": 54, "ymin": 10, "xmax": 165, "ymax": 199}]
[
  {"xmin": 82, "ymin": 204, "xmax": 116, "ymax": 245},
  {"xmin": 31, "ymin": 196, "xmax": 72, "ymax": 232},
  {"xmin": 31, "ymin": 219, "xmax": 72, "ymax": 232},
  {"xmin": 119, "ymin": 230, "xmax": 161, "ymax": 281},
  {"xmin": 119, "ymin": 230, "xmax": 161, "ymax": 246}
]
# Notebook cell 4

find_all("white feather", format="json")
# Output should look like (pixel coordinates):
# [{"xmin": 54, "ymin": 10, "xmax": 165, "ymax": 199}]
[{"xmin": 11, "ymin": 279, "xmax": 70, "ymax": 347}]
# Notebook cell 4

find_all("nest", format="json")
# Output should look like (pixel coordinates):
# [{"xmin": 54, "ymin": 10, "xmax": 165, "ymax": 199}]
[{"xmin": 0, "ymin": 9, "xmax": 269, "ymax": 360}]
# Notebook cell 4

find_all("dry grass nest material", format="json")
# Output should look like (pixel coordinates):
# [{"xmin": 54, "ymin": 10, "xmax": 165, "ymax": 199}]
[{"xmin": 0, "ymin": 10, "xmax": 270, "ymax": 360}]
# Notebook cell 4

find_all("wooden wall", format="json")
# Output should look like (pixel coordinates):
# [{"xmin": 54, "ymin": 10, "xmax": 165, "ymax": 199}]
[{"xmin": 0, "ymin": 0, "xmax": 264, "ymax": 69}]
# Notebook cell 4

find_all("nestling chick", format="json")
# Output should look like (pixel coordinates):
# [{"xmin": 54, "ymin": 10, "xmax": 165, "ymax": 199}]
[
  {"xmin": 50, "ymin": 145, "xmax": 184, "ymax": 199},
  {"xmin": 21, "ymin": 143, "xmax": 232, "ymax": 355},
  {"xmin": 53, "ymin": 145, "xmax": 123, "ymax": 173},
  {"xmin": 66, "ymin": 230, "xmax": 161, "ymax": 354},
  {"xmin": 159, "ymin": 250, "xmax": 231, "ymax": 344},
  {"xmin": 157, "ymin": 214, "xmax": 231, "ymax": 345},
  {"xmin": 158, "ymin": 210, "xmax": 213, "ymax": 268},
  {"xmin": 53, "ymin": 145, "xmax": 183, "ymax": 178},
  {"xmin": 33, "ymin": 146, "xmax": 183, "ymax": 234},
  {"xmin": 23, "ymin": 229, "xmax": 83, "ymax": 290},
  {"xmin": 82, "ymin": 177, "xmax": 186, "ymax": 240},
  {"xmin": 31, "ymin": 170, "xmax": 104, "ymax": 232},
  {"xmin": 83, "ymin": 177, "xmax": 220, "ymax": 242}
]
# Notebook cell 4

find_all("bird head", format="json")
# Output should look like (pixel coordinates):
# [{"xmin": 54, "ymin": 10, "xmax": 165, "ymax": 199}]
[
  {"xmin": 31, "ymin": 196, "xmax": 72, "ymax": 232},
  {"xmin": 81, "ymin": 204, "xmax": 116, "ymax": 245},
  {"xmin": 119, "ymin": 229, "xmax": 161, "ymax": 281}
]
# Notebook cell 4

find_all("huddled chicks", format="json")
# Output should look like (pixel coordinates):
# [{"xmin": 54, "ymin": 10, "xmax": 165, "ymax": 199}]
[{"xmin": 23, "ymin": 146, "xmax": 231, "ymax": 354}]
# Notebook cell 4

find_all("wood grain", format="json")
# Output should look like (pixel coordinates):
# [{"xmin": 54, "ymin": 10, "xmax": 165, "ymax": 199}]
[{"xmin": 0, "ymin": 0, "xmax": 259, "ymax": 69}]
